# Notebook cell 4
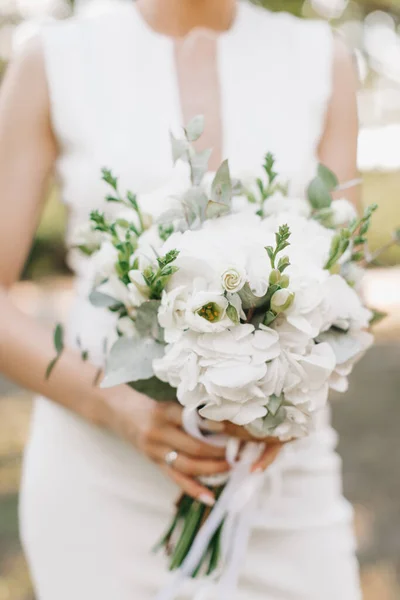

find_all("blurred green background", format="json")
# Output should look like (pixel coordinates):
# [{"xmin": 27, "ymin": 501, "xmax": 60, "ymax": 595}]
[{"xmin": 0, "ymin": 1, "xmax": 400, "ymax": 600}]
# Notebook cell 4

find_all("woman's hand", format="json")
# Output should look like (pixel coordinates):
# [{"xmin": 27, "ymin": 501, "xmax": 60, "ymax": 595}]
[
  {"xmin": 101, "ymin": 387, "xmax": 229, "ymax": 506},
  {"xmin": 223, "ymin": 421, "xmax": 284, "ymax": 473}
]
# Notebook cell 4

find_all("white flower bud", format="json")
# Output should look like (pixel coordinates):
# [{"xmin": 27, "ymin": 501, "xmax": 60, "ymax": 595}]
[
  {"xmin": 221, "ymin": 267, "xmax": 246, "ymax": 293},
  {"xmin": 331, "ymin": 199, "xmax": 357, "ymax": 226},
  {"xmin": 279, "ymin": 274, "xmax": 290, "ymax": 288},
  {"xmin": 271, "ymin": 288, "xmax": 295, "ymax": 313},
  {"xmin": 269, "ymin": 269, "xmax": 281, "ymax": 285},
  {"xmin": 141, "ymin": 213, "xmax": 153, "ymax": 230},
  {"xmin": 128, "ymin": 270, "xmax": 148, "ymax": 295}
]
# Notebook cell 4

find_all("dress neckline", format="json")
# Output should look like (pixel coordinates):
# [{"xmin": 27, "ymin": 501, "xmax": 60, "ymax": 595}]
[{"xmin": 131, "ymin": 1, "xmax": 244, "ymax": 43}]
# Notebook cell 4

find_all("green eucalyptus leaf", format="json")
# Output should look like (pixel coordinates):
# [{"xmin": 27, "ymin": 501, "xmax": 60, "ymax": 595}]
[
  {"xmin": 170, "ymin": 133, "xmax": 190, "ymax": 164},
  {"xmin": 231, "ymin": 178, "xmax": 243, "ymax": 196},
  {"xmin": 211, "ymin": 159, "xmax": 232, "ymax": 206},
  {"xmin": 185, "ymin": 115, "xmax": 205, "ymax": 142},
  {"xmin": 190, "ymin": 148, "xmax": 212, "ymax": 185},
  {"xmin": 267, "ymin": 394, "xmax": 283, "ymax": 417},
  {"xmin": 129, "ymin": 377, "xmax": 176, "ymax": 402},
  {"xmin": 89, "ymin": 289, "xmax": 121, "ymax": 309},
  {"xmin": 54, "ymin": 323, "xmax": 64, "ymax": 354},
  {"xmin": 317, "ymin": 164, "xmax": 339, "ymax": 190},
  {"xmin": 307, "ymin": 177, "xmax": 332, "ymax": 210},
  {"xmin": 45, "ymin": 356, "xmax": 60, "ymax": 380},
  {"xmin": 135, "ymin": 300, "xmax": 163, "ymax": 342},
  {"xmin": 205, "ymin": 200, "xmax": 231, "ymax": 220},
  {"xmin": 238, "ymin": 283, "xmax": 269, "ymax": 311},
  {"xmin": 101, "ymin": 337, "xmax": 165, "ymax": 388}
]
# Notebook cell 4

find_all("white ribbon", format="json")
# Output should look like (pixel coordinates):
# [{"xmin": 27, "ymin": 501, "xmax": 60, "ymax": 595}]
[{"xmin": 155, "ymin": 408, "xmax": 273, "ymax": 600}]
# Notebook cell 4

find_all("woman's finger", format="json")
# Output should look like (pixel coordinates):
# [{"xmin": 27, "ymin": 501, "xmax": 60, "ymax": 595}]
[
  {"xmin": 155, "ymin": 425, "xmax": 227, "ymax": 459},
  {"xmin": 154, "ymin": 402, "xmax": 183, "ymax": 427},
  {"xmin": 251, "ymin": 442, "xmax": 282, "ymax": 473},
  {"xmin": 149, "ymin": 444, "xmax": 230, "ymax": 477},
  {"xmin": 161, "ymin": 465, "xmax": 215, "ymax": 506}
]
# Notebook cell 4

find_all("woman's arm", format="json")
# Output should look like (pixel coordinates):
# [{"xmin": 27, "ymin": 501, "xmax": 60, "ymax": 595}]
[
  {"xmin": 318, "ymin": 37, "xmax": 360, "ymax": 208},
  {"xmin": 0, "ymin": 42, "xmax": 230, "ymax": 504}
]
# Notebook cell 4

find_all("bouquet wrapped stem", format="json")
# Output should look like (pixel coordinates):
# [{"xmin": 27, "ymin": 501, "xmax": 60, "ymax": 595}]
[{"xmin": 158, "ymin": 488, "xmax": 224, "ymax": 577}]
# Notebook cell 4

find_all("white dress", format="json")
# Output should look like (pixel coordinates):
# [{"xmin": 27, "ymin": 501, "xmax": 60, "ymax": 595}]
[{"xmin": 20, "ymin": 3, "xmax": 362, "ymax": 599}]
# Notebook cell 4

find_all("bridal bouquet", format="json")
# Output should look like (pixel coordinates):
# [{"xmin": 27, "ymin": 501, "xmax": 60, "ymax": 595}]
[{"xmin": 52, "ymin": 116, "xmax": 382, "ymax": 595}]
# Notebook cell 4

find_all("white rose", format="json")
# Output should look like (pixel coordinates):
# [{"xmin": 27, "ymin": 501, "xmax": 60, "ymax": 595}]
[
  {"xmin": 330, "ymin": 198, "xmax": 358, "ymax": 226},
  {"xmin": 221, "ymin": 266, "xmax": 246, "ymax": 293}
]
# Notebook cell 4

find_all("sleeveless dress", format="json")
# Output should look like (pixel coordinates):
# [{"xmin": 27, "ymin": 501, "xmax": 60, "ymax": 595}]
[{"xmin": 19, "ymin": 3, "xmax": 362, "ymax": 599}]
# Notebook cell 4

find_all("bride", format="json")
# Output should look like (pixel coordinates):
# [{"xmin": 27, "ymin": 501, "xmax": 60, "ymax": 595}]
[{"xmin": 0, "ymin": 0, "xmax": 362, "ymax": 598}]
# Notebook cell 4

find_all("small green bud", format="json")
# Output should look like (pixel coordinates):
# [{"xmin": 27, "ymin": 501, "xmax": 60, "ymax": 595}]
[
  {"xmin": 279, "ymin": 274, "xmax": 290, "ymax": 288},
  {"xmin": 269, "ymin": 269, "xmax": 281, "ymax": 285},
  {"xmin": 271, "ymin": 289, "xmax": 295, "ymax": 314},
  {"xmin": 277, "ymin": 255, "xmax": 290, "ymax": 273}
]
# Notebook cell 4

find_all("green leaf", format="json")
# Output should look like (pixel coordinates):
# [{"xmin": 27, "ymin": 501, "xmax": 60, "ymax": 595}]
[
  {"xmin": 54, "ymin": 323, "xmax": 64, "ymax": 354},
  {"xmin": 101, "ymin": 337, "xmax": 166, "ymax": 388},
  {"xmin": 307, "ymin": 177, "xmax": 332, "ymax": 210},
  {"xmin": 185, "ymin": 115, "xmax": 205, "ymax": 142},
  {"xmin": 370, "ymin": 308, "xmax": 387, "ymax": 326},
  {"xmin": 45, "ymin": 356, "xmax": 60, "ymax": 380},
  {"xmin": 101, "ymin": 168, "xmax": 118, "ymax": 190},
  {"xmin": 129, "ymin": 378, "xmax": 176, "ymax": 402},
  {"xmin": 317, "ymin": 163, "xmax": 339, "ymax": 190},
  {"xmin": 89, "ymin": 289, "xmax": 121, "ymax": 309},
  {"xmin": 135, "ymin": 300, "xmax": 163, "ymax": 341},
  {"xmin": 263, "ymin": 310, "xmax": 277, "ymax": 326},
  {"xmin": 170, "ymin": 133, "xmax": 190, "ymax": 164},
  {"xmin": 267, "ymin": 394, "xmax": 283, "ymax": 417},
  {"xmin": 211, "ymin": 160, "xmax": 232, "ymax": 206},
  {"xmin": 277, "ymin": 255, "xmax": 290, "ymax": 273},
  {"xmin": 190, "ymin": 148, "xmax": 212, "ymax": 185},
  {"xmin": 226, "ymin": 304, "xmax": 239, "ymax": 324},
  {"xmin": 205, "ymin": 200, "xmax": 230, "ymax": 220},
  {"xmin": 238, "ymin": 283, "xmax": 269, "ymax": 311},
  {"xmin": 265, "ymin": 246, "xmax": 274, "ymax": 264},
  {"xmin": 105, "ymin": 195, "xmax": 120, "ymax": 203}
]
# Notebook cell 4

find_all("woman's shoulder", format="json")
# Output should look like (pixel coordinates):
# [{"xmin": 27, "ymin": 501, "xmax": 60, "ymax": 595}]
[
  {"xmin": 244, "ymin": 3, "xmax": 332, "ymax": 54},
  {"xmin": 38, "ymin": 2, "xmax": 135, "ymax": 47}
]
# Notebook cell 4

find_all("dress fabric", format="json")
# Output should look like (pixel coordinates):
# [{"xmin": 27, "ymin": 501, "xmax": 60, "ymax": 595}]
[{"xmin": 19, "ymin": 3, "xmax": 362, "ymax": 599}]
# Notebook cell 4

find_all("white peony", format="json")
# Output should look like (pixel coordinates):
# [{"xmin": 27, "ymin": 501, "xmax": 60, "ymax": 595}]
[
  {"xmin": 322, "ymin": 275, "xmax": 372, "ymax": 332},
  {"xmin": 318, "ymin": 329, "xmax": 374, "ymax": 393}
]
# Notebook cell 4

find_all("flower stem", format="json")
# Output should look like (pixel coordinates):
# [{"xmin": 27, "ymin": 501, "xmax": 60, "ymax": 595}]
[{"xmin": 169, "ymin": 500, "xmax": 205, "ymax": 571}]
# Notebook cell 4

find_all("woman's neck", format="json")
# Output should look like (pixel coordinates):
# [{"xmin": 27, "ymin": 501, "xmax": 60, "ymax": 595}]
[{"xmin": 136, "ymin": 0, "xmax": 237, "ymax": 38}]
